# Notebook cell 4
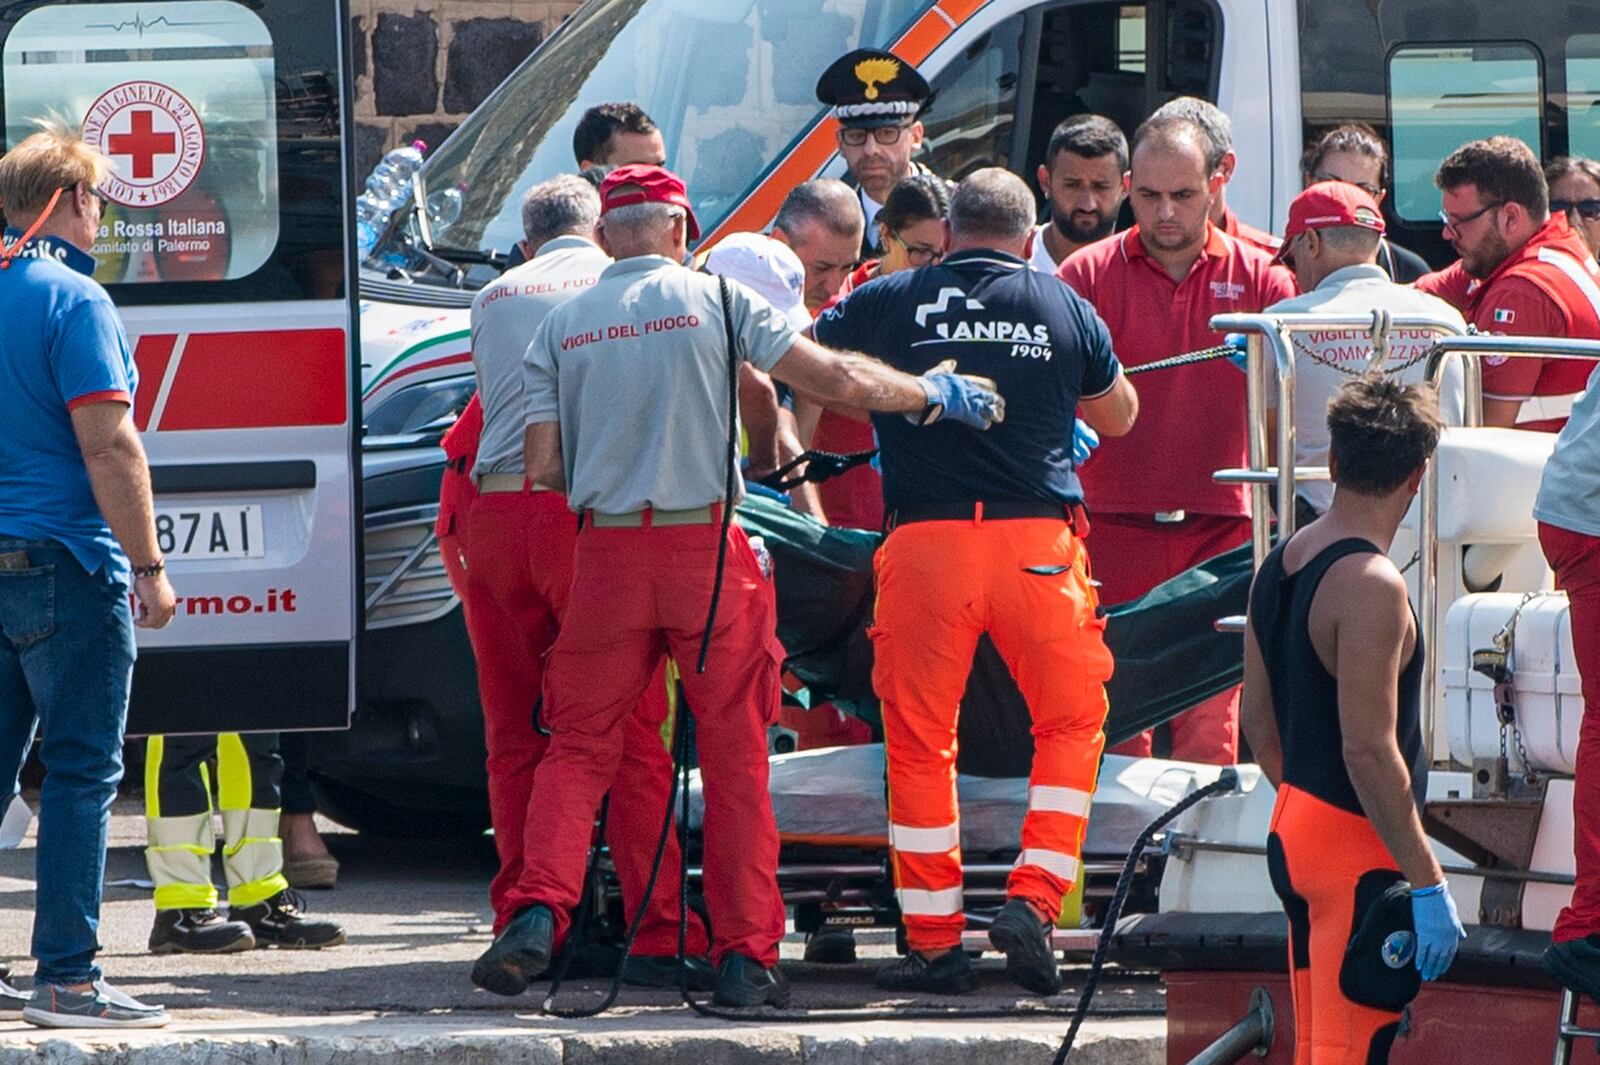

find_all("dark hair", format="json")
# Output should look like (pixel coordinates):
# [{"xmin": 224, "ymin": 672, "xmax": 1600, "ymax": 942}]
[
  {"xmin": 1303, "ymin": 123, "xmax": 1389, "ymax": 186},
  {"xmin": 578, "ymin": 164, "xmax": 615, "ymax": 190},
  {"xmin": 772, "ymin": 178, "xmax": 863, "ymax": 239},
  {"xmin": 572, "ymin": 102, "xmax": 658, "ymax": 167},
  {"xmin": 1546, "ymin": 155, "xmax": 1600, "ymax": 192},
  {"xmin": 876, "ymin": 172, "xmax": 950, "ymax": 234},
  {"xmin": 1132, "ymin": 111, "xmax": 1224, "ymax": 174},
  {"xmin": 1435, "ymin": 136, "xmax": 1548, "ymax": 218},
  {"xmin": 1045, "ymin": 114, "xmax": 1129, "ymax": 172},
  {"xmin": 1327, "ymin": 376, "xmax": 1443, "ymax": 496}
]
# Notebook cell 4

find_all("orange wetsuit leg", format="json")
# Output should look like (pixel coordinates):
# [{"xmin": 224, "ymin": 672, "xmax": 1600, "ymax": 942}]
[{"xmin": 1268, "ymin": 784, "xmax": 1406, "ymax": 1064}]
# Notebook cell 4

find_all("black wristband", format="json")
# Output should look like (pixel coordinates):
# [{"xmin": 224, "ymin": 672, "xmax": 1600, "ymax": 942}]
[{"xmin": 131, "ymin": 559, "xmax": 165, "ymax": 578}]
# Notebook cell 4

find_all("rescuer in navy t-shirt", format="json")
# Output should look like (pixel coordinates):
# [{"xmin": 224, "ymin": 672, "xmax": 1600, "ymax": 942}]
[
  {"xmin": 810, "ymin": 168, "xmax": 1138, "ymax": 997},
  {"xmin": 813, "ymin": 213, "xmax": 1121, "ymax": 517}
]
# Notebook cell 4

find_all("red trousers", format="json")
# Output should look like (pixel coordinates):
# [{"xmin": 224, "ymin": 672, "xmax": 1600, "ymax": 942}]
[
  {"xmin": 1268, "ymin": 784, "xmax": 1404, "ymax": 1064},
  {"xmin": 464, "ymin": 492, "xmax": 706, "ymax": 957},
  {"xmin": 1543, "ymin": 522, "xmax": 1600, "ymax": 943},
  {"xmin": 513, "ymin": 518, "xmax": 786, "ymax": 967},
  {"xmin": 1093, "ymin": 512, "xmax": 1251, "ymax": 764},
  {"xmin": 872, "ymin": 517, "xmax": 1112, "ymax": 952}
]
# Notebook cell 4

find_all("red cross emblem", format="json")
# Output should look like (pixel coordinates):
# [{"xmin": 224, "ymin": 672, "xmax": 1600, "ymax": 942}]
[
  {"xmin": 81, "ymin": 81, "xmax": 206, "ymax": 208},
  {"xmin": 107, "ymin": 110, "xmax": 178, "ymax": 180}
]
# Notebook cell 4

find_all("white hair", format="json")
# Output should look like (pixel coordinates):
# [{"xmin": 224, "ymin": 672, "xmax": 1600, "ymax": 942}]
[
  {"xmin": 521, "ymin": 174, "xmax": 599, "ymax": 248},
  {"xmin": 600, "ymin": 201, "xmax": 684, "ymax": 239}
]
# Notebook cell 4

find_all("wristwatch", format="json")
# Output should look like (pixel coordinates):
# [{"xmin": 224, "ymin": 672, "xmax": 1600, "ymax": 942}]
[{"xmin": 131, "ymin": 559, "xmax": 165, "ymax": 578}]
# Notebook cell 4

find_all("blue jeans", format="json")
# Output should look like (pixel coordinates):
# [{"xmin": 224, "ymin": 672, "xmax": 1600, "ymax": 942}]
[{"xmin": 0, "ymin": 538, "xmax": 134, "ymax": 986}]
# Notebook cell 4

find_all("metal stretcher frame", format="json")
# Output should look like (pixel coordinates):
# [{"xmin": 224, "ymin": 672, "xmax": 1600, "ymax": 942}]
[{"xmin": 1206, "ymin": 313, "xmax": 1600, "ymax": 757}]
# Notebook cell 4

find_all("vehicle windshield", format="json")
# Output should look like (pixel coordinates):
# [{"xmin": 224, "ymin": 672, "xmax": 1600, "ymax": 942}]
[{"xmin": 378, "ymin": 0, "xmax": 933, "ymax": 275}]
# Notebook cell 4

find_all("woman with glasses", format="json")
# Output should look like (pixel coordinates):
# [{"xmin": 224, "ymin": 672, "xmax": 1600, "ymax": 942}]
[
  {"xmin": 1547, "ymin": 156, "xmax": 1600, "ymax": 259},
  {"xmin": 801, "ymin": 173, "xmax": 951, "ymax": 534},
  {"xmin": 1301, "ymin": 124, "xmax": 1431, "ymax": 283}
]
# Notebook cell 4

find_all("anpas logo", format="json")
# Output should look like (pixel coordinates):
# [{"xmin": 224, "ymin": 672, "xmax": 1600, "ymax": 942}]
[{"xmin": 913, "ymin": 286, "xmax": 1054, "ymax": 359}]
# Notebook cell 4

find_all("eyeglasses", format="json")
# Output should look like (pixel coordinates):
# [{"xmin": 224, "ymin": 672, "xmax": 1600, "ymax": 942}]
[
  {"xmin": 1312, "ymin": 173, "xmax": 1382, "ymax": 199},
  {"xmin": 61, "ymin": 183, "xmax": 109, "ymax": 212},
  {"xmin": 1439, "ymin": 201, "xmax": 1503, "ymax": 234},
  {"xmin": 1553, "ymin": 198, "xmax": 1600, "ymax": 222},
  {"xmin": 890, "ymin": 232, "xmax": 942, "ymax": 266},
  {"xmin": 839, "ymin": 123, "xmax": 913, "ymax": 147}
]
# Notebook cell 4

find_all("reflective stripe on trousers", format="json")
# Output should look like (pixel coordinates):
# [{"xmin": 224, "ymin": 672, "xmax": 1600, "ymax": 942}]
[
  {"xmin": 871, "ymin": 517, "xmax": 1112, "ymax": 953},
  {"xmin": 145, "ymin": 732, "xmax": 288, "ymax": 910}
]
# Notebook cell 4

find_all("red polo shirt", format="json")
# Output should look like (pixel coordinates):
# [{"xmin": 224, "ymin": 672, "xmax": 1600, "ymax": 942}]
[
  {"xmin": 1058, "ymin": 224, "xmax": 1296, "ymax": 516},
  {"xmin": 811, "ymin": 260, "xmax": 885, "ymax": 529},
  {"xmin": 1467, "ymin": 216, "xmax": 1600, "ymax": 431}
]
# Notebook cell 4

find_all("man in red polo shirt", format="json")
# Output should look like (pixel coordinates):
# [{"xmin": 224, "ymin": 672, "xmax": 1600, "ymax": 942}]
[
  {"xmin": 1059, "ymin": 109, "xmax": 1295, "ymax": 764},
  {"xmin": 1433, "ymin": 136, "xmax": 1600, "ymax": 430}
]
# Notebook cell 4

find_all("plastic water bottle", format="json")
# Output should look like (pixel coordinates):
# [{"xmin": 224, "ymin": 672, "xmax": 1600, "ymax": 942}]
[{"xmin": 356, "ymin": 140, "xmax": 427, "ymax": 259}]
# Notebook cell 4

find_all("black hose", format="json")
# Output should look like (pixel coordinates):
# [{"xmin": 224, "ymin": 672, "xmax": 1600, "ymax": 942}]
[
  {"xmin": 1052, "ymin": 768, "xmax": 1240, "ymax": 1063},
  {"xmin": 697, "ymin": 276, "xmax": 741, "ymax": 674}
]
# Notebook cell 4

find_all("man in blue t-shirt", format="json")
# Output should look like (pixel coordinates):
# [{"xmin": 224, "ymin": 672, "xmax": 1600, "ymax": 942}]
[
  {"xmin": 0, "ymin": 129, "xmax": 174, "ymax": 1029},
  {"xmin": 812, "ymin": 168, "xmax": 1138, "ymax": 996}
]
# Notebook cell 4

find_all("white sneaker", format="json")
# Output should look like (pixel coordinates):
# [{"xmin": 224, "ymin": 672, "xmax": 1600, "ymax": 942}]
[{"xmin": 22, "ymin": 980, "xmax": 169, "ymax": 1029}]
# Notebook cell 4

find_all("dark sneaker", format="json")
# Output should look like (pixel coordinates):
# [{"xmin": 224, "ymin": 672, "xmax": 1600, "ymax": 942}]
[
  {"xmin": 874, "ymin": 949, "xmax": 978, "ymax": 995},
  {"xmin": 987, "ymin": 898, "xmax": 1063, "ymax": 996},
  {"xmin": 232, "ymin": 890, "xmax": 346, "ymax": 949},
  {"xmin": 23, "ymin": 981, "xmax": 168, "ymax": 1029},
  {"xmin": 0, "ymin": 963, "xmax": 26, "ymax": 1011},
  {"xmin": 803, "ymin": 926, "xmax": 858, "ymax": 964},
  {"xmin": 712, "ymin": 953, "xmax": 790, "ymax": 1008},
  {"xmin": 621, "ymin": 952, "xmax": 715, "ymax": 991},
  {"xmin": 148, "ymin": 908, "xmax": 256, "ymax": 955},
  {"xmin": 1546, "ymin": 935, "xmax": 1600, "ymax": 1003},
  {"xmin": 471, "ymin": 905, "xmax": 555, "ymax": 997}
]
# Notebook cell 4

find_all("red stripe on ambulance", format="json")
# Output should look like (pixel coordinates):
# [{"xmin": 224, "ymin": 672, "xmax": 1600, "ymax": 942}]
[{"xmin": 131, "ymin": 329, "xmax": 348, "ymax": 430}]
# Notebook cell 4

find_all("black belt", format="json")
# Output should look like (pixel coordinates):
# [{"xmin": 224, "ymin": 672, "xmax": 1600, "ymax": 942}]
[{"xmin": 887, "ymin": 499, "xmax": 1083, "ymax": 529}]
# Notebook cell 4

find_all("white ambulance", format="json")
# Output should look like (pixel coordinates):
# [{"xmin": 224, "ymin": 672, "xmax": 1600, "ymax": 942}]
[{"xmin": 0, "ymin": 0, "xmax": 359, "ymax": 736}]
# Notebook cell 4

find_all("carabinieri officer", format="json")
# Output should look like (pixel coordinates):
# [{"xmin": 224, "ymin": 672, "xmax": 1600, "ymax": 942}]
[
  {"xmin": 813, "ymin": 169, "xmax": 1138, "ymax": 996},
  {"xmin": 484, "ymin": 164, "xmax": 1004, "ymax": 1009}
]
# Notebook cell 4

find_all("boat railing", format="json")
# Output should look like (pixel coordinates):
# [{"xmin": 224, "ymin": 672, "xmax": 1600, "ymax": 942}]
[{"xmin": 1207, "ymin": 313, "xmax": 1600, "ymax": 756}]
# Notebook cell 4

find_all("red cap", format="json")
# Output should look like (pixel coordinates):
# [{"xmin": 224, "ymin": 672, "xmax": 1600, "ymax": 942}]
[
  {"xmin": 1276, "ymin": 180, "xmax": 1386, "ymax": 262},
  {"xmin": 599, "ymin": 164, "xmax": 701, "ymax": 242}
]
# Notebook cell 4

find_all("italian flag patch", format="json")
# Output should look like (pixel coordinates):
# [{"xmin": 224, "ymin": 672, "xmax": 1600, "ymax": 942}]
[{"xmin": 1493, "ymin": 308, "xmax": 1516, "ymax": 324}]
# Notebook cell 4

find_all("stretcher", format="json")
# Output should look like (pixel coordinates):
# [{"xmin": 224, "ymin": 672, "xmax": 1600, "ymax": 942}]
[{"xmin": 612, "ymin": 497, "xmax": 1255, "ymax": 938}]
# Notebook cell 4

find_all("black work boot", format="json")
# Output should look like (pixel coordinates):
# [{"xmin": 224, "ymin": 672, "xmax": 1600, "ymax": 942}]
[
  {"xmin": 874, "ymin": 949, "xmax": 978, "ymax": 995},
  {"xmin": 987, "ymin": 898, "xmax": 1063, "ymax": 996},
  {"xmin": 232, "ymin": 889, "xmax": 346, "ymax": 949},
  {"xmin": 712, "ymin": 953, "xmax": 791, "ymax": 1008},
  {"xmin": 1546, "ymin": 935, "xmax": 1600, "ymax": 1004},
  {"xmin": 803, "ymin": 926, "xmax": 858, "ymax": 964},
  {"xmin": 471, "ymin": 905, "xmax": 555, "ymax": 997},
  {"xmin": 148, "ymin": 908, "xmax": 256, "ymax": 955}
]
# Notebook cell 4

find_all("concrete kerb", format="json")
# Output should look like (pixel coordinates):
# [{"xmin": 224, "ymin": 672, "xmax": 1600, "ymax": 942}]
[{"xmin": 0, "ymin": 1016, "xmax": 1165, "ymax": 1064}]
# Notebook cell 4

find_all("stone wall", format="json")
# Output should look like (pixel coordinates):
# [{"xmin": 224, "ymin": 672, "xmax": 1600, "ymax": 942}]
[{"xmin": 350, "ymin": 0, "xmax": 583, "ymax": 176}]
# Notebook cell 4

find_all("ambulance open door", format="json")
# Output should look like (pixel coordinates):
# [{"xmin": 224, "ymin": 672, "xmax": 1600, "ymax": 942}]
[{"xmin": 0, "ymin": 0, "xmax": 359, "ymax": 733}]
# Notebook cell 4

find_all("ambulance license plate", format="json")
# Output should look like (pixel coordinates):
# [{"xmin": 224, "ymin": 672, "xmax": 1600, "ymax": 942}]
[{"xmin": 154, "ymin": 505, "xmax": 265, "ymax": 560}]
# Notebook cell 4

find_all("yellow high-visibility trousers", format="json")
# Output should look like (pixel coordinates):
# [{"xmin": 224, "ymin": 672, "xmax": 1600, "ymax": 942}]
[{"xmin": 145, "ymin": 732, "xmax": 288, "ymax": 911}]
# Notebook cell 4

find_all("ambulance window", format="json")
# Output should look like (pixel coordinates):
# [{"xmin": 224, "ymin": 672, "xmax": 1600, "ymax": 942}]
[
  {"xmin": 1117, "ymin": 6, "xmax": 1147, "ymax": 75},
  {"xmin": 2, "ymin": 1, "xmax": 280, "ymax": 286},
  {"xmin": 1568, "ymin": 36, "xmax": 1600, "ymax": 160},
  {"xmin": 922, "ymin": 17, "xmax": 1025, "ymax": 179},
  {"xmin": 1387, "ymin": 45, "xmax": 1541, "ymax": 222}
]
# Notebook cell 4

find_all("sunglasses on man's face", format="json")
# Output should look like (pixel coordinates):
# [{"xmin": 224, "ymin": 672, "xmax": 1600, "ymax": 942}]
[{"xmin": 1553, "ymin": 198, "xmax": 1600, "ymax": 222}]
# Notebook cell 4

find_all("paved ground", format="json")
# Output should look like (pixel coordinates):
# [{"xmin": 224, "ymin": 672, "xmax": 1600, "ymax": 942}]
[{"xmin": 0, "ymin": 798, "xmax": 1166, "ymax": 1062}]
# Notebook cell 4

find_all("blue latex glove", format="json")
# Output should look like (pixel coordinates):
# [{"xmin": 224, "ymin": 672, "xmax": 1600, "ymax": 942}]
[
  {"xmin": 1224, "ymin": 332, "xmax": 1250, "ymax": 373},
  {"xmin": 915, "ymin": 363, "xmax": 1005, "ymax": 430},
  {"xmin": 1410, "ymin": 880, "xmax": 1465, "ymax": 981},
  {"xmin": 1072, "ymin": 418, "xmax": 1099, "ymax": 465}
]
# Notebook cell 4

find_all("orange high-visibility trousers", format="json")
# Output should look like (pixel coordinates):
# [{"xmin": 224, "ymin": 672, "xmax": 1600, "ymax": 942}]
[
  {"xmin": 1267, "ymin": 784, "xmax": 1405, "ymax": 1065},
  {"xmin": 871, "ymin": 514, "xmax": 1113, "ymax": 952}
]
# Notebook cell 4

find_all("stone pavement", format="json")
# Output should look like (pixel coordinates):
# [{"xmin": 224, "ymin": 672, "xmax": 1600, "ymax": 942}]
[{"xmin": 0, "ymin": 799, "xmax": 1166, "ymax": 1063}]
